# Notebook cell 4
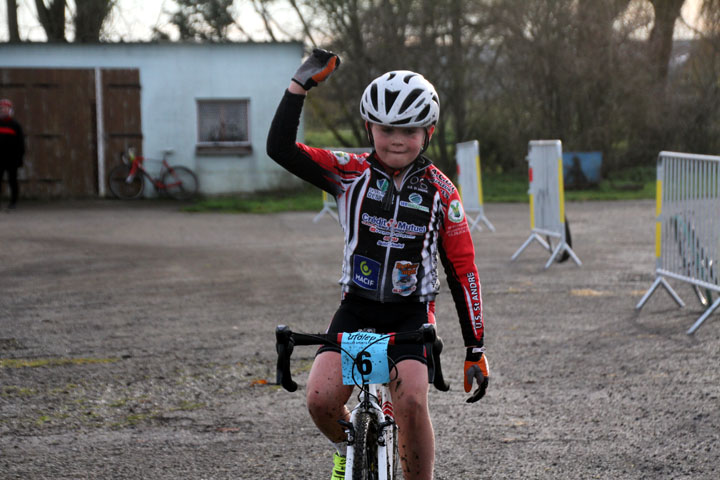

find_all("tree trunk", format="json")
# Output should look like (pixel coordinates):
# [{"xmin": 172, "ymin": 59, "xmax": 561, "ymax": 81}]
[
  {"xmin": 74, "ymin": 0, "xmax": 114, "ymax": 43},
  {"xmin": 34, "ymin": 0, "xmax": 66, "ymax": 42},
  {"xmin": 6, "ymin": 0, "xmax": 21, "ymax": 42},
  {"xmin": 648, "ymin": 0, "xmax": 686, "ymax": 81}
]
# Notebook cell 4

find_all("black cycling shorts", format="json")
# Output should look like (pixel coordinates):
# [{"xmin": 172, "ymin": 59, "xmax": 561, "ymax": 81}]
[{"xmin": 317, "ymin": 293, "xmax": 434, "ymax": 365}]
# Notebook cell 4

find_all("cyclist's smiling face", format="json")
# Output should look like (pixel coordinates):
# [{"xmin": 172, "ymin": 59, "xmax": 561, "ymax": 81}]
[{"xmin": 370, "ymin": 124, "xmax": 434, "ymax": 170}]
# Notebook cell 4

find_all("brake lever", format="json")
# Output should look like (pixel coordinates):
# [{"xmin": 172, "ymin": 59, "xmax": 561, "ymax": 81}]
[{"xmin": 275, "ymin": 325, "xmax": 298, "ymax": 392}]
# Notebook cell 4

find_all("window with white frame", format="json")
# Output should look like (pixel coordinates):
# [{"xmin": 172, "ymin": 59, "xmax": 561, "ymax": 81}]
[{"xmin": 196, "ymin": 99, "xmax": 251, "ymax": 154}]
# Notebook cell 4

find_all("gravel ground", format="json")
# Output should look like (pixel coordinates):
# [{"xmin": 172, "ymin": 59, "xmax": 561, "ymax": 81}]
[{"xmin": 0, "ymin": 198, "xmax": 718, "ymax": 479}]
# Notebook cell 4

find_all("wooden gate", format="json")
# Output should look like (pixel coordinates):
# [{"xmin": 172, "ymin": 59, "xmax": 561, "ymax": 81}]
[
  {"xmin": 0, "ymin": 68, "xmax": 141, "ymax": 198},
  {"xmin": 101, "ymin": 69, "xmax": 143, "ymax": 194}
]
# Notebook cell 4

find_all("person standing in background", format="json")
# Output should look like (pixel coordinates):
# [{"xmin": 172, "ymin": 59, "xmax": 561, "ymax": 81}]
[{"xmin": 0, "ymin": 99, "xmax": 25, "ymax": 210}]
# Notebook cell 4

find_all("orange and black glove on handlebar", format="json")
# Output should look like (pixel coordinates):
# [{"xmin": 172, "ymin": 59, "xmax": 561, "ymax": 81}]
[
  {"xmin": 464, "ymin": 348, "xmax": 489, "ymax": 403},
  {"xmin": 292, "ymin": 48, "xmax": 341, "ymax": 91}
]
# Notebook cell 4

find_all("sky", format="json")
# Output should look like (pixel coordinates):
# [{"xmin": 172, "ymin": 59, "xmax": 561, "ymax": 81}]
[{"xmin": 0, "ymin": 0, "xmax": 707, "ymax": 43}]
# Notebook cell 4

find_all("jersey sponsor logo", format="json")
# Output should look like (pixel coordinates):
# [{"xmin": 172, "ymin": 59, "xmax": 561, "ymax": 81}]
[
  {"xmin": 400, "ymin": 192, "xmax": 429, "ymax": 213},
  {"xmin": 448, "ymin": 199, "xmax": 465, "ymax": 223},
  {"xmin": 409, "ymin": 193, "xmax": 423, "ymax": 204},
  {"xmin": 332, "ymin": 151, "xmax": 352, "ymax": 165},
  {"xmin": 353, "ymin": 255, "xmax": 381, "ymax": 290},
  {"xmin": 428, "ymin": 168, "xmax": 456, "ymax": 197},
  {"xmin": 407, "ymin": 176, "xmax": 429, "ymax": 193},
  {"xmin": 361, "ymin": 213, "xmax": 427, "ymax": 235},
  {"xmin": 445, "ymin": 222, "xmax": 470, "ymax": 237},
  {"xmin": 376, "ymin": 179, "xmax": 389, "ymax": 192},
  {"xmin": 466, "ymin": 272, "xmax": 483, "ymax": 329},
  {"xmin": 392, "ymin": 261, "xmax": 419, "ymax": 296},
  {"xmin": 377, "ymin": 239, "xmax": 405, "ymax": 249},
  {"xmin": 367, "ymin": 187, "xmax": 385, "ymax": 201}
]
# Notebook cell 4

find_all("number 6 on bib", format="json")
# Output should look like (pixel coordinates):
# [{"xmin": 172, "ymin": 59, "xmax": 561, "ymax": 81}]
[{"xmin": 341, "ymin": 332, "xmax": 391, "ymax": 385}]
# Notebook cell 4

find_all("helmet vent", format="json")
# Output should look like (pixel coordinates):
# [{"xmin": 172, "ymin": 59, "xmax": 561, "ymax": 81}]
[
  {"xmin": 370, "ymin": 84, "xmax": 379, "ymax": 111},
  {"xmin": 384, "ymin": 90, "xmax": 400, "ymax": 113},
  {"xmin": 402, "ymin": 73, "xmax": 417, "ymax": 84},
  {"xmin": 416, "ymin": 105, "xmax": 431, "ymax": 123},
  {"xmin": 391, "ymin": 117, "xmax": 412, "ymax": 126},
  {"xmin": 399, "ymin": 88, "xmax": 423, "ymax": 114}
]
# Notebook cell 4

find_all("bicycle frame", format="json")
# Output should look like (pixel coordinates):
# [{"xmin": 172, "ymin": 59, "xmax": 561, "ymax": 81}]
[
  {"xmin": 123, "ymin": 149, "xmax": 177, "ymax": 192},
  {"xmin": 275, "ymin": 324, "xmax": 448, "ymax": 480}
]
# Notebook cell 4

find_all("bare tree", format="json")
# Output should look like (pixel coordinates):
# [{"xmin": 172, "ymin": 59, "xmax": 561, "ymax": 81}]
[
  {"xmin": 168, "ymin": 0, "xmax": 237, "ymax": 41},
  {"xmin": 251, "ymin": 0, "xmax": 278, "ymax": 41}
]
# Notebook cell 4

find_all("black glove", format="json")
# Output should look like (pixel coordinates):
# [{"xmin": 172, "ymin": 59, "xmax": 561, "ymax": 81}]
[
  {"xmin": 464, "ymin": 347, "xmax": 489, "ymax": 403},
  {"xmin": 292, "ymin": 48, "xmax": 341, "ymax": 90}
]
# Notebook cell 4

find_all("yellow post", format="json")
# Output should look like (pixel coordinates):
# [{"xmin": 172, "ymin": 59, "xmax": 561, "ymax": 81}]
[
  {"xmin": 655, "ymin": 179, "xmax": 663, "ymax": 258},
  {"xmin": 475, "ymin": 154, "xmax": 484, "ymax": 207},
  {"xmin": 557, "ymin": 156, "xmax": 565, "ymax": 222},
  {"xmin": 529, "ymin": 194, "xmax": 535, "ymax": 230}
]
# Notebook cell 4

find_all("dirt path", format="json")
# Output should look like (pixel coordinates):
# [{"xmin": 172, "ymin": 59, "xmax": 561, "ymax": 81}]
[{"xmin": 1, "ymin": 199, "xmax": 718, "ymax": 479}]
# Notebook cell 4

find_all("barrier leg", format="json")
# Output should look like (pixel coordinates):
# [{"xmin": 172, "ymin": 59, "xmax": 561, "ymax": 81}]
[
  {"xmin": 511, "ymin": 233, "xmax": 550, "ymax": 261},
  {"xmin": 313, "ymin": 205, "xmax": 338, "ymax": 223},
  {"xmin": 481, "ymin": 216, "xmax": 496, "ymax": 233},
  {"xmin": 544, "ymin": 242, "xmax": 582, "ymax": 269},
  {"xmin": 564, "ymin": 245, "xmax": 582, "ymax": 267},
  {"xmin": 687, "ymin": 296, "xmax": 720, "ymax": 335},
  {"xmin": 468, "ymin": 215, "xmax": 484, "ymax": 233},
  {"xmin": 468, "ymin": 214, "xmax": 496, "ymax": 233},
  {"xmin": 636, "ymin": 276, "xmax": 685, "ymax": 310},
  {"xmin": 545, "ymin": 243, "xmax": 563, "ymax": 267}
]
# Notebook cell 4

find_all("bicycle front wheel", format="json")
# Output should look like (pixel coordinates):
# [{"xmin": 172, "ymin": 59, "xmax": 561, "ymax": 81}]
[
  {"xmin": 108, "ymin": 164, "xmax": 144, "ymax": 199},
  {"xmin": 352, "ymin": 412, "xmax": 380, "ymax": 480},
  {"xmin": 162, "ymin": 166, "xmax": 199, "ymax": 200}
]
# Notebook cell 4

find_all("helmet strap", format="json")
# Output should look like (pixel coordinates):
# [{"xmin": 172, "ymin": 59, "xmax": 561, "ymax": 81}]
[
  {"xmin": 365, "ymin": 121, "xmax": 375, "ymax": 147},
  {"xmin": 420, "ymin": 129, "xmax": 430, "ymax": 154}
]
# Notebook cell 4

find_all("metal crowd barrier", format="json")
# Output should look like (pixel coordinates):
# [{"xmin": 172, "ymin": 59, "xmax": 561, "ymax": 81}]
[
  {"xmin": 636, "ymin": 151, "xmax": 720, "ymax": 334},
  {"xmin": 511, "ymin": 140, "xmax": 581, "ymax": 268},
  {"xmin": 456, "ymin": 140, "xmax": 495, "ymax": 232}
]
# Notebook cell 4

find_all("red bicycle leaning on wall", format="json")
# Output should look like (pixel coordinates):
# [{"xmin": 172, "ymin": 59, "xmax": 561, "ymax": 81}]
[{"xmin": 108, "ymin": 148, "xmax": 199, "ymax": 200}]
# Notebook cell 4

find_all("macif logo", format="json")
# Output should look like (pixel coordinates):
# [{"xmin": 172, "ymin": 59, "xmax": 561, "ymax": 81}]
[{"xmin": 352, "ymin": 255, "xmax": 381, "ymax": 290}]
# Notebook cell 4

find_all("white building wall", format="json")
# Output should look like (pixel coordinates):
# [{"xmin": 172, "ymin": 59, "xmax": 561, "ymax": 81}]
[{"xmin": 0, "ymin": 42, "xmax": 305, "ymax": 195}]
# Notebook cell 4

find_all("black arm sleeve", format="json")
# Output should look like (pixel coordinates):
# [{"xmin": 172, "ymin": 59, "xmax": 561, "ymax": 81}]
[
  {"xmin": 266, "ymin": 90, "xmax": 340, "ymax": 194},
  {"xmin": 267, "ymin": 90, "xmax": 305, "ymax": 163}
]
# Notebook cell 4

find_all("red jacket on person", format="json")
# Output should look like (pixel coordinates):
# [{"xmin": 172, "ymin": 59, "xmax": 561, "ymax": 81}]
[{"xmin": 0, "ymin": 117, "xmax": 25, "ymax": 168}]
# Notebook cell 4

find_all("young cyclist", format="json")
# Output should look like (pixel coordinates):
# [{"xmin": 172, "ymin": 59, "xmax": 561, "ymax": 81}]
[{"xmin": 267, "ymin": 49, "xmax": 489, "ymax": 480}]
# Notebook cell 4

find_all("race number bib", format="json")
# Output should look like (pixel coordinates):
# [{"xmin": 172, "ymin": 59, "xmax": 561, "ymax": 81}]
[{"xmin": 341, "ymin": 332, "xmax": 390, "ymax": 385}]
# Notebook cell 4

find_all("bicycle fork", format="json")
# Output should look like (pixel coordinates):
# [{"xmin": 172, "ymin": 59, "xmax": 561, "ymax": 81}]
[
  {"xmin": 125, "ymin": 164, "xmax": 139, "ymax": 183},
  {"xmin": 340, "ymin": 388, "xmax": 397, "ymax": 479}
]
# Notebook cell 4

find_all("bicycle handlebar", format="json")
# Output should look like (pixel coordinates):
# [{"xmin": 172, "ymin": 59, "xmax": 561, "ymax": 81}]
[{"xmin": 275, "ymin": 323, "xmax": 450, "ymax": 393}]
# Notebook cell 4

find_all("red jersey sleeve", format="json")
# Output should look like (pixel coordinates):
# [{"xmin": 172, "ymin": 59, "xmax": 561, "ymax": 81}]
[{"xmin": 435, "ymin": 174, "xmax": 484, "ymax": 348}]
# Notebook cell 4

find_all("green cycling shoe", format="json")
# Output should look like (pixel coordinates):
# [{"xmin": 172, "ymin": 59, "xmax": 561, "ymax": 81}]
[{"xmin": 331, "ymin": 452, "xmax": 346, "ymax": 479}]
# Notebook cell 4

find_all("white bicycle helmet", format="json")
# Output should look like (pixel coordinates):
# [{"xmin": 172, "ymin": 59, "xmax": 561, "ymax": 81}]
[{"xmin": 359, "ymin": 71, "xmax": 440, "ymax": 128}]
